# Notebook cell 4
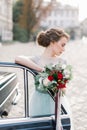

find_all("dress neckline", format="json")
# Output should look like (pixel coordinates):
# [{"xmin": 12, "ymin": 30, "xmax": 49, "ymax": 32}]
[{"xmin": 40, "ymin": 55, "xmax": 59, "ymax": 60}]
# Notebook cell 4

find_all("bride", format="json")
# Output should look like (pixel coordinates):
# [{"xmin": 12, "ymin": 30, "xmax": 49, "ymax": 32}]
[{"xmin": 15, "ymin": 28, "xmax": 74, "ymax": 130}]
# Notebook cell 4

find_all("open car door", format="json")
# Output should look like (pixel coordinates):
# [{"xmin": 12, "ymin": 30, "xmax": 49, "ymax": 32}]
[{"xmin": 0, "ymin": 62, "xmax": 71, "ymax": 130}]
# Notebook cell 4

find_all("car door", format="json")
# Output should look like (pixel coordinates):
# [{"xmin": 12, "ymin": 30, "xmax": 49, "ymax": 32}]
[{"xmin": 0, "ymin": 62, "xmax": 55, "ymax": 130}]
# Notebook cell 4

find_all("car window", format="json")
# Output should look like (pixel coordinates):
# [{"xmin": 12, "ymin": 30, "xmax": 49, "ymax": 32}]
[
  {"xmin": 28, "ymin": 71, "xmax": 55, "ymax": 118},
  {"xmin": 0, "ymin": 66, "xmax": 25, "ymax": 119}
]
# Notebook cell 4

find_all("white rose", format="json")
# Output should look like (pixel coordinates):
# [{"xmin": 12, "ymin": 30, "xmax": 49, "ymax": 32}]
[
  {"xmin": 62, "ymin": 64, "xmax": 66, "ymax": 69},
  {"xmin": 43, "ymin": 78, "xmax": 50, "ymax": 86}
]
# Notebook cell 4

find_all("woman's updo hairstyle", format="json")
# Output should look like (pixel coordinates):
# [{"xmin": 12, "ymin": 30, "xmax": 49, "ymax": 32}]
[{"xmin": 37, "ymin": 28, "xmax": 70, "ymax": 47}]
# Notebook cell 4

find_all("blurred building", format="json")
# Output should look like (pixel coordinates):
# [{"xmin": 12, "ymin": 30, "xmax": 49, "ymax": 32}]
[
  {"xmin": 40, "ymin": 0, "xmax": 79, "ymax": 30},
  {"xmin": 0, "ymin": 0, "xmax": 13, "ymax": 42},
  {"xmin": 80, "ymin": 18, "xmax": 87, "ymax": 37}
]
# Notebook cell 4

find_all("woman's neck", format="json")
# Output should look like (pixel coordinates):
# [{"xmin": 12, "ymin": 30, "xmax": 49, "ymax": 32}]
[{"xmin": 42, "ymin": 46, "xmax": 55, "ymax": 58}]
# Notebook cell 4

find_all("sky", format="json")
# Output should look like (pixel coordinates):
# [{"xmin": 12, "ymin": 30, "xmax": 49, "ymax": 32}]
[{"xmin": 44, "ymin": 0, "xmax": 87, "ymax": 22}]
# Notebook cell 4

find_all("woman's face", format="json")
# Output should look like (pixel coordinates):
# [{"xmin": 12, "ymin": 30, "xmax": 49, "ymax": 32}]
[{"xmin": 52, "ymin": 37, "xmax": 68, "ymax": 56}]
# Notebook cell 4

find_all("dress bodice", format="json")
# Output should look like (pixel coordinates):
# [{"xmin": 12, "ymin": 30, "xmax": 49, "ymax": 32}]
[{"xmin": 30, "ymin": 55, "xmax": 66, "ymax": 68}]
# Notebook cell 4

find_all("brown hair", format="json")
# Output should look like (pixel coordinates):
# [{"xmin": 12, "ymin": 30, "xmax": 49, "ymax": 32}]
[{"xmin": 37, "ymin": 28, "xmax": 70, "ymax": 47}]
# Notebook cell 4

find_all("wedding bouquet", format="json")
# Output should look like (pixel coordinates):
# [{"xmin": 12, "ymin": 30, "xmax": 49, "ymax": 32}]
[{"xmin": 34, "ymin": 62, "xmax": 72, "ymax": 100}]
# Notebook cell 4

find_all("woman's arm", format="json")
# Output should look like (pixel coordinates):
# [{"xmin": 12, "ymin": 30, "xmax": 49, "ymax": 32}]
[{"xmin": 15, "ymin": 56, "xmax": 43, "ymax": 72}]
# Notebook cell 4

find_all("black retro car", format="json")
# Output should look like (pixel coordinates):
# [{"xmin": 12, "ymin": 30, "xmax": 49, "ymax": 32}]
[{"xmin": 0, "ymin": 62, "xmax": 71, "ymax": 130}]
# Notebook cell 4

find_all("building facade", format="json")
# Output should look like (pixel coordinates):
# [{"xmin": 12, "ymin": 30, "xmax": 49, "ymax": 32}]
[
  {"xmin": 80, "ymin": 18, "xmax": 87, "ymax": 36},
  {"xmin": 40, "ymin": 1, "xmax": 79, "ymax": 30},
  {"xmin": 0, "ymin": 0, "xmax": 13, "ymax": 42}
]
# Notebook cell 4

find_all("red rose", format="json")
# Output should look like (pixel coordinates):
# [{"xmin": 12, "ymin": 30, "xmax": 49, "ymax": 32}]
[
  {"xmin": 57, "ymin": 72, "xmax": 63, "ymax": 80},
  {"xmin": 48, "ymin": 75, "xmax": 54, "ymax": 81},
  {"xmin": 57, "ymin": 83, "xmax": 66, "ymax": 89}
]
